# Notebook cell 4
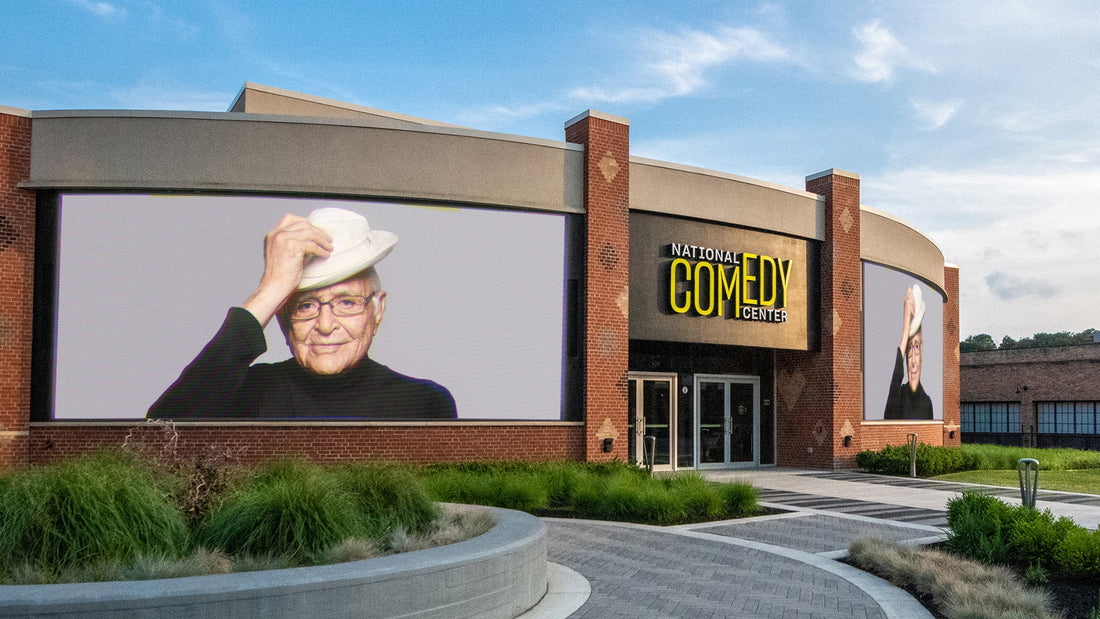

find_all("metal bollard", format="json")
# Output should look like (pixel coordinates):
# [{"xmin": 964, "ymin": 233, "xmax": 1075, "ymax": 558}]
[
  {"xmin": 1018, "ymin": 458, "xmax": 1040, "ymax": 508},
  {"xmin": 644, "ymin": 435, "xmax": 656, "ymax": 476},
  {"xmin": 907, "ymin": 433, "xmax": 919, "ymax": 478}
]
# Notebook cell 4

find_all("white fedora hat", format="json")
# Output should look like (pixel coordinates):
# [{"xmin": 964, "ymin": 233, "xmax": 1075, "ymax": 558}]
[
  {"xmin": 299, "ymin": 207, "xmax": 398, "ymax": 291},
  {"xmin": 909, "ymin": 284, "xmax": 926, "ymax": 337}
]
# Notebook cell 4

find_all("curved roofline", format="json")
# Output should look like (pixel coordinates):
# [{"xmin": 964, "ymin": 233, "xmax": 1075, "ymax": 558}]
[
  {"xmin": 860, "ymin": 203, "xmax": 947, "ymax": 261},
  {"xmin": 630, "ymin": 156, "xmax": 823, "ymax": 202},
  {"xmin": 29, "ymin": 108, "xmax": 583, "ymax": 153}
]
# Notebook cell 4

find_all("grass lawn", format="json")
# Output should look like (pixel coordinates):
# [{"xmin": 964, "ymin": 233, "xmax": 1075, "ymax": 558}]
[{"xmin": 932, "ymin": 468, "xmax": 1100, "ymax": 495}]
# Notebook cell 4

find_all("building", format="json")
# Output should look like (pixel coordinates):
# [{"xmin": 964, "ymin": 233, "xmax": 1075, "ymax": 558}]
[
  {"xmin": 961, "ymin": 344, "xmax": 1100, "ymax": 449},
  {"xmin": 0, "ymin": 83, "xmax": 960, "ymax": 471}
]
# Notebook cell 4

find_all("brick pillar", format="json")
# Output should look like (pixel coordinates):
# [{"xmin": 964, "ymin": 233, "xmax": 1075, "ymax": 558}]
[
  {"xmin": 775, "ymin": 169, "xmax": 862, "ymax": 469},
  {"xmin": 942, "ymin": 264, "xmax": 961, "ymax": 446},
  {"xmin": 565, "ymin": 111, "xmax": 630, "ymax": 462},
  {"xmin": 0, "ymin": 109, "xmax": 34, "ymax": 469}
]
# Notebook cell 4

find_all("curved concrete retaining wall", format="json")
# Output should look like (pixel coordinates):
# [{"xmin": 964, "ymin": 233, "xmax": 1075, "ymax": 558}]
[{"xmin": 0, "ymin": 506, "xmax": 547, "ymax": 619}]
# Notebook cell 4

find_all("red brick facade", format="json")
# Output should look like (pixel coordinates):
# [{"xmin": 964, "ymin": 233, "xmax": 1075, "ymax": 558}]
[
  {"xmin": 566, "ymin": 112, "xmax": 631, "ymax": 462},
  {"xmin": 29, "ymin": 422, "xmax": 585, "ymax": 467},
  {"xmin": 775, "ymin": 171, "xmax": 864, "ymax": 468},
  {"xmin": 942, "ymin": 265, "xmax": 961, "ymax": 446},
  {"xmin": 0, "ymin": 105, "xmax": 958, "ymax": 472},
  {"xmin": 0, "ymin": 111, "xmax": 32, "ymax": 469},
  {"xmin": 962, "ymin": 344, "xmax": 1100, "ymax": 438}
]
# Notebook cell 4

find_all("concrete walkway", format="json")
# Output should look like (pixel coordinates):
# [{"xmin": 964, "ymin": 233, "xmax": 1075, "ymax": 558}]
[{"xmin": 527, "ymin": 468, "xmax": 1100, "ymax": 618}]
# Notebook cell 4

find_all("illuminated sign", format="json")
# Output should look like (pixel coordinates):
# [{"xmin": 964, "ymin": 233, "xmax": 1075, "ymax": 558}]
[{"xmin": 666, "ymin": 243, "xmax": 793, "ymax": 323}]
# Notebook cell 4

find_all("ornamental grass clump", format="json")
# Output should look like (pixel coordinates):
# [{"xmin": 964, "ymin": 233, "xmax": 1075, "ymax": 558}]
[
  {"xmin": 0, "ymin": 451, "xmax": 189, "ymax": 576},
  {"xmin": 333, "ymin": 464, "xmax": 440, "ymax": 539},
  {"xmin": 849, "ymin": 537, "xmax": 1058, "ymax": 619},
  {"xmin": 199, "ymin": 459, "xmax": 362, "ymax": 563}
]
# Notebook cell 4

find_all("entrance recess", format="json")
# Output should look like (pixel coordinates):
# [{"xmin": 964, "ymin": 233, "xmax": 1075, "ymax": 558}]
[
  {"xmin": 695, "ymin": 375, "xmax": 760, "ymax": 468},
  {"xmin": 627, "ymin": 373, "xmax": 677, "ymax": 470}
]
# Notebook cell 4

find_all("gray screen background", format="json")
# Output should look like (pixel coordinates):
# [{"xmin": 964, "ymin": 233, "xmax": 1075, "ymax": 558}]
[
  {"xmin": 862, "ymin": 262, "xmax": 944, "ymax": 421},
  {"xmin": 55, "ymin": 194, "xmax": 566, "ymax": 420}
]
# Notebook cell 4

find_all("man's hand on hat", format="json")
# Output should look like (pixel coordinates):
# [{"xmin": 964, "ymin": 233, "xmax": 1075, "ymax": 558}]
[
  {"xmin": 242, "ymin": 214, "xmax": 334, "ymax": 327},
  {"xmin": 900, "ymin": 287, "xmax": 915, "ymax": 354}
]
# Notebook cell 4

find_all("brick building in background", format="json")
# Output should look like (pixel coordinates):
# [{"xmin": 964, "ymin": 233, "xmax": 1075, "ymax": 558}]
[
  {"xmin": 0, "ymin": 83, "xmax": 959, "ymax": 471},
  {"xmin": 961, "ymin": 343, "xmax": 1100, "ymax": 448}
]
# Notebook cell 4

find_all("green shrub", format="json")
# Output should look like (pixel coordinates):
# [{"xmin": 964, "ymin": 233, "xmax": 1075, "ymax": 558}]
[
  {"xmin": 1006, "ymin": 507, "xmax": 1075, "ymax": 567},
  {"xmin": 1054, "ymin": 528, "xmax": 1100, "ymax": 580},
  {"xmin": 199, "ymin": 460, "xmax": 361, "ymax": 563},
  {"xmin": 0, "ymin": 451, "xmax": 189, "ymax": 574},
  {"xmin": 421, "ymin": 461, "xmax": 757, "ymax": 525},
  {"xmin": 856, "ymin": 444, "xmax": 979, "ymax": 477},
  {"xmin": 945, "ymin": 491, "xmax": 1012, "ymax": 563}
]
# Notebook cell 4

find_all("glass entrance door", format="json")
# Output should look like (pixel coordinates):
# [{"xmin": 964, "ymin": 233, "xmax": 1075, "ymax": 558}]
[
  {"xmin": 627, "ymin": 373, "xmax": 676, "ymax": 470},
  {"xmin": 695, "ymin": 375, "xmax": 760, "ymax": 468}
]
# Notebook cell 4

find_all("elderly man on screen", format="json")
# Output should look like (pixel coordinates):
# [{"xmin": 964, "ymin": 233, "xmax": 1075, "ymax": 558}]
[
  {"xmin": 148, "ymin": 208, "xmax": 456, "ymax": 420},
  {"xmin": 883, "ymin": 284, "xmax": 933, "ymax": 420}
]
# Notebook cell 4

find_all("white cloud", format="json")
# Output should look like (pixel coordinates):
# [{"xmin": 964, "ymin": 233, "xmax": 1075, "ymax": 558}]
[
  {"xmin": 70, "ymin": 0, "xmax": 125, "ymax": 19},
  {"xmin": 569, "ymin": 25, "xmax": 791, "ymax": 104},
  {"xmin": 864, "ymin": 166, "xmax": 1100, "ymax": 339},
  {"xmin": 911, "ymin": 98, "xmax": 961, "ymax": 130},
  {"xmin": 851, "ymin": 20, "xmax": 935, "ymax": 83}
]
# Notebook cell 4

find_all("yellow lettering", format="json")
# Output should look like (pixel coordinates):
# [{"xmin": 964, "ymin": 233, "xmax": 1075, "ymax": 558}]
[
  {"xmin": 759, "ymin": 255, "xmax": 777, "ymax": 306},
  {"xmin": 778, "ymin": 259, "xmax": 792, "ymax": 308},
  {"xmin": 718, "ymin": 264, "xmax": 740, "ymax": 317},
  {"xmin": 670, "ymin": 258, "xmax": 691, "ymax": 314},
  {"xmin": 693, "ymin": 261, "xmax": 715, "ymax": 315},
  {"xmin": 742, "ymin": 253, "xmax": 758, "ymax": 305}
]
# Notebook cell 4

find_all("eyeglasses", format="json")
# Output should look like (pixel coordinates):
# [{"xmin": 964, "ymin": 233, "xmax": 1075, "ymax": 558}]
[
  {"xmin": 288, "ymin": 292, "xmax": 376, "ymax": 321},
  {"xmin": 907, "ymin": 341, "xmax": 923, "ymax": 357}
]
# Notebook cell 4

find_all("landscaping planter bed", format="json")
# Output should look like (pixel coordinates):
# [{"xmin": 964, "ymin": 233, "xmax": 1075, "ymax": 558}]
[{"xmin": 0, "ymin": 506, "xmax": 546, "ymax": 619}]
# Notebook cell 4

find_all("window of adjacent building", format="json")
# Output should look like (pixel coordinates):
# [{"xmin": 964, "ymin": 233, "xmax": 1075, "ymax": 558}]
[
  {"xmin": 961, "ymin": 402, "xmax": 1020, "ymax": 434},
  {"xmin": 1037, "ymin": 402, "xmax": 1100, "ymax": 435}
]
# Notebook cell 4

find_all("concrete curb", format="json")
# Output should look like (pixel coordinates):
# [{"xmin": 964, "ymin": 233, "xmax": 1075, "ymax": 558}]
[{"xmin": 0, "ymin": 506, "xmax": 547, "ymax": 619}]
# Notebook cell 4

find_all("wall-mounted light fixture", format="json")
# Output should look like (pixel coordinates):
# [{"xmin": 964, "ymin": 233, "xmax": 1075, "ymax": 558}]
[
  {"xmin": 843, "ymin": 435, "xmax": 852, "ymax": 447},
  {"xmin": 602, "ymin": 437, "xmax": 614, "ymax": 453},
  {"xmin": 949, "ymin": 430, "xmax": 956, "ymax": 439}
]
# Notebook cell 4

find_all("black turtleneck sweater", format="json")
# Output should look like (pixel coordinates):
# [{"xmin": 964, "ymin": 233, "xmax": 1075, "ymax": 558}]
[
  {"xmin": 883, "ymin": 348, "xmax": 933, "ymax": 420},
  {"xmin": 147, "ymin": 308, "xmax": 456, "ymax": 420}
]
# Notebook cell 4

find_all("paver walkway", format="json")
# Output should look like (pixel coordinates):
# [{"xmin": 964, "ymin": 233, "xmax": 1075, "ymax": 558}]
[
  {"xmin": 545, "ymin": 519, "xmax": 910, "ymax": 618},
  {"xmin": 539, "ymin": 468, "xmax": 1100, "ymax": 618}
]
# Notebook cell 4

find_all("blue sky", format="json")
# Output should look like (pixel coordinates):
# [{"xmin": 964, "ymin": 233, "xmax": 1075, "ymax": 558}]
[{"xmin": 5, "ymin": 1, "xmax": 1099, "ymax": 342}]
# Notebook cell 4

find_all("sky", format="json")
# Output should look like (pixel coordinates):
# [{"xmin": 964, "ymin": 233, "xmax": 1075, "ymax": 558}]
[{"xmin": 4, "ymin": 0, "xmax": 1099, "ymax": 343}]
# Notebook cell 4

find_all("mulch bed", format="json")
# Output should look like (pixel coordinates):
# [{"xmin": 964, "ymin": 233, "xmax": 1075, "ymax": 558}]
[{"xmin": 1043, "ymin": 572, "xmax": 1099, "ymax": 619}]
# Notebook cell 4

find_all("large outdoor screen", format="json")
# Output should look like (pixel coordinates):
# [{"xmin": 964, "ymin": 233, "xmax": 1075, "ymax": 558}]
[
  {"xmin": 863, "ymin": 262, "xmax": 944, "ymax": 421},
  {"xmin": 52, "ymin": 194, "xmax": 567, "ymax": 420}
]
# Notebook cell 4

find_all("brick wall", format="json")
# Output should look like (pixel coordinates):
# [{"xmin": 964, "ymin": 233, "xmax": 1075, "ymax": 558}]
[
  {"xmin": 775, "ymin": 170, "xmax": 862, "ymax": 469},
  {"xmin": 566, "ymin": 112, "xmax": 630, "ymax": 462},
  {"xmin": 29, "ymin": 422, "xmax": 586, "ymax": 466},
  {"xmin": 942, "ymin": 265, "xmax": 961, "ymax": 445},
  {"xmin": 962, "ymin": 344, "xmax": 1100, "ymax": 434},
  {"xmin": 0, "ymin": 111, "xmax": 33, "ymax": 469}
]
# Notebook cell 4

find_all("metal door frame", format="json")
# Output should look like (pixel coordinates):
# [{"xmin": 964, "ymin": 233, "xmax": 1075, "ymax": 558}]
[
  {"xmin": 627, "ymin": 372, "xmax": 678, "ymax": 471},
  {"xmin": 694, "ymin": 374, "xmax": 761, "ymax": 469}
]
